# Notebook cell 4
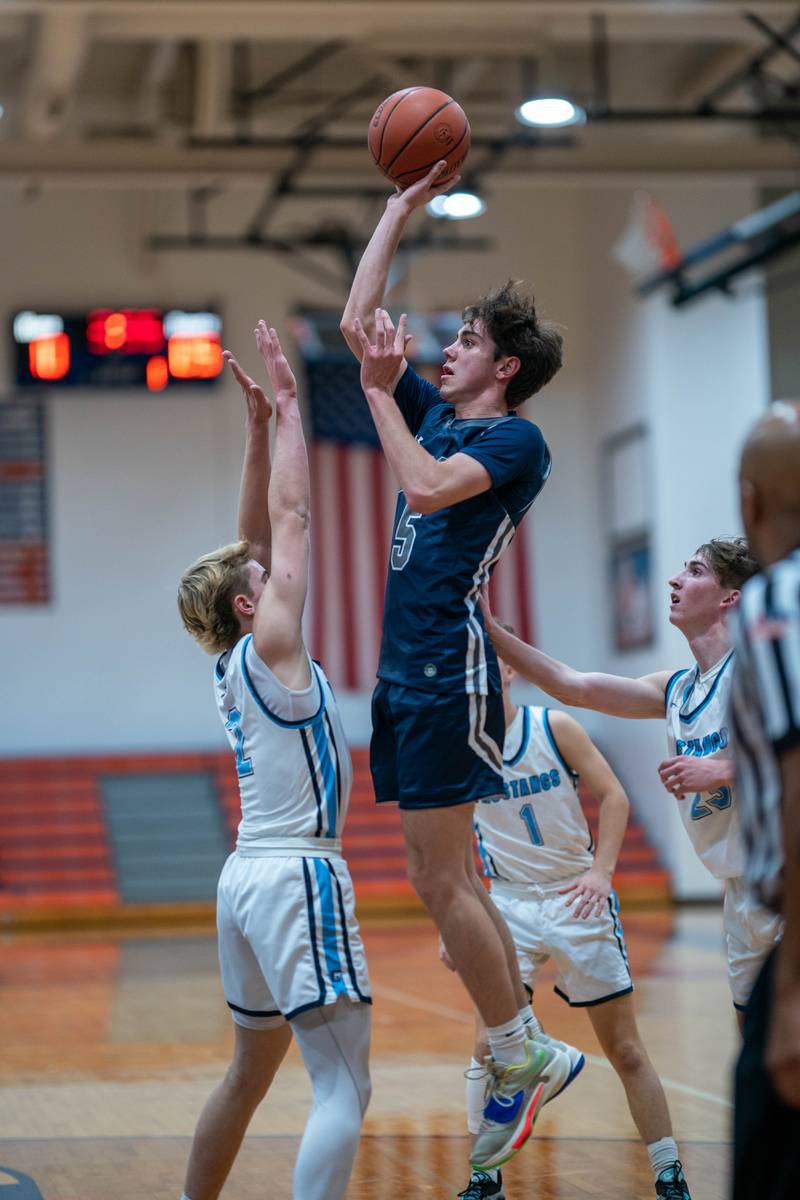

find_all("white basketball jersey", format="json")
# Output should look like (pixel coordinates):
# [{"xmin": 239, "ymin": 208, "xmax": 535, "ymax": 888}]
[
  {"xmin": 664, "ymin": 650, "xmax": 744, "ymax": 880},
  {"xmin": 473, "ymin": 706, "xmax": 594, "ymax": 884},
  {"xmin": 214, "ymin": 635, "xmax": 353, "ymax": 849}
]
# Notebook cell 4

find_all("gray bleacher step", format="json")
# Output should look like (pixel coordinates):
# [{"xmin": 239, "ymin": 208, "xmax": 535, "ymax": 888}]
[{"xmin": 100, "ymin": 770, "xmax": 228, "ymax": 903}]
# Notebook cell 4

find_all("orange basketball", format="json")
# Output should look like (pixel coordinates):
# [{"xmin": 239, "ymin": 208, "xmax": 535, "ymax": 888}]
[{"xmin": 368, "ymin": 86, "xmax": 470, "ymax": 188}]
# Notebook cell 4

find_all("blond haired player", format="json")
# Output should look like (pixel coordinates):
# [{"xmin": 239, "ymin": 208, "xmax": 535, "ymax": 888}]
[
  {"xmin": 176, "ymin": 323, "xmax": 371, "ymax": 1200},
  {"xmin": 480, "ymin": 538, "xmax": 782, "ymax": 1029},
  {"xmin": 447, "ymin": 643, "xmax": 690, "ymax": 1200}
]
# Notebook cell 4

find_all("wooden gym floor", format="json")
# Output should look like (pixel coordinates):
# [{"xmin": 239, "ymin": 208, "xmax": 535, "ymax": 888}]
[{"xmin": 0, "ymin": 905, "xmax": 734, "ymax": 1199}]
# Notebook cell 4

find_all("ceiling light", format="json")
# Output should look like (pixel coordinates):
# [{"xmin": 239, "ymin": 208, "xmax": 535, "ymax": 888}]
[
  {"xmin": 515, "ymin": 97, "xmax": 586, "ymax": 128},
  {"xmin": 426, "ymin": 191, "xmax": 487, "ymax": 220}
]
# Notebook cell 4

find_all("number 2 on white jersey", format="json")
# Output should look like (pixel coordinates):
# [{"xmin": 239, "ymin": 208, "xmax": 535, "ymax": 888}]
[{"xmin": 226, "ymin": 707, "xmax": 254, "ymax": 778}]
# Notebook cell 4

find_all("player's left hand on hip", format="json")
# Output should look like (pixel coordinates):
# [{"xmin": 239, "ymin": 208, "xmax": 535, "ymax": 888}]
[{"xmin": 560, "ymin": 869, "xmax": 611, "ymax": 920}]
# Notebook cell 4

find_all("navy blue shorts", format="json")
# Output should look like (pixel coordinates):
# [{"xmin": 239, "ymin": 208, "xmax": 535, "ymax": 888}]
[{"xmin": 370, "ymin": 680, "xmax": 506, "ymax": 809}]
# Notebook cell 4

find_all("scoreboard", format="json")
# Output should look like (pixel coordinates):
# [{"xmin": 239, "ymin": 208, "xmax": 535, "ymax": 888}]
[{"xmin": 12, "ymin": 308, "xmax": 224, "ymax": 390}]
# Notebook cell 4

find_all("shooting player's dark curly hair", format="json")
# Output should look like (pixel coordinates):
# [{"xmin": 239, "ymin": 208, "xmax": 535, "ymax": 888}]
[{"xmin": 463, "ymin": 280, "xmax": 564, "ymax": 408}]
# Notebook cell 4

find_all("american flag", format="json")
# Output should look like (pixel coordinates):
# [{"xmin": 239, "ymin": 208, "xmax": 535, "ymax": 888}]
[{"xmin": 297, "ymin": 327, "xmax": 536, "ymax": 691}]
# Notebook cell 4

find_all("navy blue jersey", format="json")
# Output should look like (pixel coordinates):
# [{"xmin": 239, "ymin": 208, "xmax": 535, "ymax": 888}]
[{"xmin": 379, "ymin": 365, "xmax": 551, "ymax": 694}]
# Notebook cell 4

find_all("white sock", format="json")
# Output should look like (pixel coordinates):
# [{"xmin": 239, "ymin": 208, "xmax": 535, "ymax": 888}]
[
  {"xmin": 647, "ymin": 1136, "xmax": 679, "ymax": 1179},
  {"xmin": 180, "ymin": 1194, "xmax": 192, "ymax": 1199},
  {"xmin": 466, "ymin": 1057, "xmax": 487, "ymax": 1134},
  {"xmin": 519, "ymin": 1004, "xmax": 541, "ymax": 1035},
  {"xmin": 473, "ymin": 1168, "xmax": 500, "ymax": 1182},
  {"xmin": 487, "ymin": 1015, "xmax": 528, "ymax": 1065}
]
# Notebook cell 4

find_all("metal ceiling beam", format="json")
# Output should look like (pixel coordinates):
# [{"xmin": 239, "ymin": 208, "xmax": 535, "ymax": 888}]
[
  {"xmin": 194, "ymin": 41, "xmax": 233, "ymax": 139},
  {"xmin": 745, "ymin": 10, "xmax": 800, "ymax": 70},
  {"xmin": 21, "ymin": 9, "xmax": 88, "ymax": 140},
  {"xmin": 696, "ymin": 9, "xmax": 800, "ymax": 110},
  {"xmin": 2, "ymin": 134, "xmax": 798, "ymax": 180},
  {"xmin": 236, "ymin": 40, "xmax": 345, "ymax": 108},
  {"xmin": 244, "ymin": 74, "xmax": 385, "ymax": 240},
  {"xmin": 135, "ymin": 39, "xmax": 179, "ymax": 130},
  {"xmin": 3, "ymin": 2, "xmax": 795, "ymax": 47}
]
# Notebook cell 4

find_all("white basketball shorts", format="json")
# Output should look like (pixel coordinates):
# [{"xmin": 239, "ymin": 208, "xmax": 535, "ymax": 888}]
[
  {"xmin": 217, "ymin": 850, "xmax": 372, "ymax": 1027},
  {"xmin": 491, "ymin": 877, "xmax": 633, "ymax": 1006},
  {"xmin": 723, "ymin": 874, "xmax": 783, "ymax": 1011}
]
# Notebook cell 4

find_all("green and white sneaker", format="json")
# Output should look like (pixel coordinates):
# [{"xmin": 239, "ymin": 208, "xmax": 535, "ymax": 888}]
[
  {"xmin": 470, "ymin": 1037, "xmax": 571, "ymax": 1171},
  {"xmin": 532, "ymin": 1031, "xmax": 585, "ymax": 1103}
]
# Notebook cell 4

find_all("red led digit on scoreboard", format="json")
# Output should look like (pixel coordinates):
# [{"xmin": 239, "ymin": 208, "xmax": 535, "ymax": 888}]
[
  {"xmin": 29, "ymin": 332, "xmax": 70, "ymax": 381},
  {"xmin": 86, "ymin": 309, "xmax": 165, "ymax": 355},
  {"xmin": 164, "ymin": 310, "xmax": 223, "ymax": 380}
]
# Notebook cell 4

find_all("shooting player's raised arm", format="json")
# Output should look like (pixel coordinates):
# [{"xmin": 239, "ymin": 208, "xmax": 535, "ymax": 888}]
[{"xmin": 339, "ymin": 161, "xmax": 457, "ymax": 368}]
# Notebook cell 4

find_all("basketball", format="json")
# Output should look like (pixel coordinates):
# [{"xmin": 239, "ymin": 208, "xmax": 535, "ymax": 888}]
[{"xmin": 368, "ymin": 86, "xmax": 470, "ymax": 188}]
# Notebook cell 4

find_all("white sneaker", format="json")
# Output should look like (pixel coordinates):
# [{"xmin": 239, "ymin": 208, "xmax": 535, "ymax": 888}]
[
  {"xmin": 533, "ymin": 1031, "xmax": 585, "ymax": 1103},
  {"xmin": 470, "ymin": 1037, "xmax": 555, "ymax": 1171}
]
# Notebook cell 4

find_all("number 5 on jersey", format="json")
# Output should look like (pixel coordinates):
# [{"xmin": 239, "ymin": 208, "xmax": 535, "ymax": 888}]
[{"xmin": 391, "ymin": 504, "xmax": 421, "ymax": 571}]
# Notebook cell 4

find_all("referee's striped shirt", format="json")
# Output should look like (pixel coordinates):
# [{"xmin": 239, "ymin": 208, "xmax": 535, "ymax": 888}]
[{"xmin": 728, "ymin": 546, "xmax": 800, "ymax": 913}]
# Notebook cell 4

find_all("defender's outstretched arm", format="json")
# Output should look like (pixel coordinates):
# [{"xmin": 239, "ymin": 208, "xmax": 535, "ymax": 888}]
[
  {"xmin": 224, "ymin": 351, "xmax": 273, "ymax": 572},
  {"xmin": 479, "ymin": 588, "xmax": 672, "ymax": 720},
  {"xmin": 250, "ymin": 322, "xmax": 311, "ymax": 687}
]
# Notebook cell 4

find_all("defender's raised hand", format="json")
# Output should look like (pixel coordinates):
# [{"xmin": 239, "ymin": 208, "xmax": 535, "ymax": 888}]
[
  {"xmin": 354, "ymin": 308, "xmax": 412, "ymax": 395},
  {"xmin": 222, "ymin": 349, "xmax": 272, "ymax": 427},
  {"xmin": 254, "ymin": 320, "xmax": 297, "ymax": 400}
]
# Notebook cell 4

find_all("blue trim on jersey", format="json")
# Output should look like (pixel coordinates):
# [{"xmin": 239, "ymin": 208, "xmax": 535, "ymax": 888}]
[
  {"xmin": 227, "ymin": 1000, "xmax": 282, "ymax": 1019},
  {"xmin": 215, "ymin": 652, "xmax": 227, "ymax": 681},
  {"xmin": 474, "ymin": 823, "xmax": 500, "ymax": 879},
  {"xmin": 328, "ymin": 859, "xmax": 371, "ymax": 1004},
  {"xmin": 504, "ymin": 705, "xmax": 531, "ymax": 767},
  {"xmin": 299, "ymin": 728, "xmax": 324, "ymax": 837},
  {"xmin": 240, "ymin": 637, "xmax": 326, "ymax": 728},
  {"xmin": 554, "ymin": 983, "xmax": 634, "ymax": 1008},
  {"xmin": 310, "ymin": 716, "xmax": 338, "ymax": 837},
  {"xmin": 664, "ymin": 669, "xmax": 689, "ymax": 712},
  {"xmin": 301, "ymin": 858, "xmax": 327, "ymax": 1007},
  {"xmin": 313, "ymin": 858, "xmax": 348, "ymax": 999},
  {"xmin": 608, "ymin": 890, "xmax": 631, "ymax": 973},
  {"xmin": 678, "ymin": 652, "xmax": 735, "ymax": 726},
  {"xmin": 542, "ymin": 709, "xmax": 577, "ymax": 781},
  {"xmin": 323, "ymin": 710, "xmax": 343, "ymax": 821}
]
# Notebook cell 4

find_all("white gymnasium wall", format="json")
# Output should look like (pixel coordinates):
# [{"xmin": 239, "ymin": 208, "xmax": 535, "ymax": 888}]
[
  {"xmin": 574, "ymin": 183, "xmax": 770, "ymax": 896},
  {"xmin": 0, "ymin": 179, "xmax": 771, "ymax": 895}
]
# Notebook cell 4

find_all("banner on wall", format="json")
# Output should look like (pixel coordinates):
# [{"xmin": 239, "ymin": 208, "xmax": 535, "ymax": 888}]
[
  {"xmin": 601, "ymin": 423, "xmax": 655, "ymax": 652},
  {"xmin": 293, "ymin": 311, "xmax": 536, "ymax": 690},
  {"xmin": 0, "ymin": 398, "xmax": 48, "ymax": 605}
]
